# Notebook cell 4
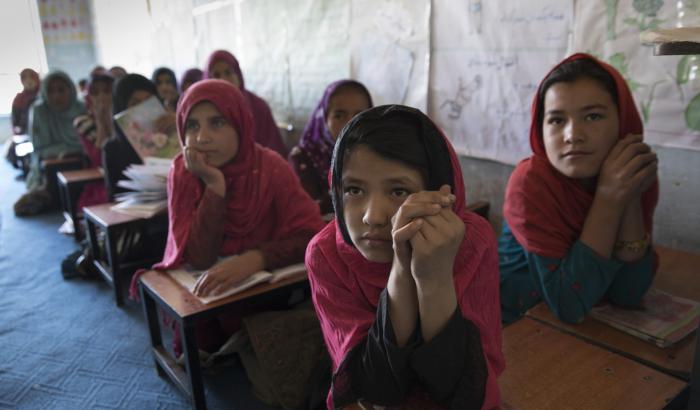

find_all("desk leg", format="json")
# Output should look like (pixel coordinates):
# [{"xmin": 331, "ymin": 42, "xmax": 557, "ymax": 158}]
[
  {"xmin": 688, "ymin": 330, "xmax": 700, "ymax": 410},
  {"xmin": 181, "ymin": 320, "xmax": 207, "ymax": 410},
  {"xmin": 140, "ymin": 286, "xmax": 167, "ymax": 378},
  {"xmin": 67, "ymin": 183, "xmax": 83, "ymax": 242},
  {"xmin": 104, "ymin": 226, "xmax": 123, "ymax": 307}
]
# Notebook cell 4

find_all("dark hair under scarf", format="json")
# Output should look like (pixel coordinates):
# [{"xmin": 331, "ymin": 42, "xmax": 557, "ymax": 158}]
[
  {"xmin": 152, "ymin": 67, "xmax": 178, "ymax": 91},
  {"xmin": 180, "ymin": 68, "xmax": 203, "ymax": 92},
  {"xmin": 330, "ymin": 105, "xmax": 455, "ymax": 245}
]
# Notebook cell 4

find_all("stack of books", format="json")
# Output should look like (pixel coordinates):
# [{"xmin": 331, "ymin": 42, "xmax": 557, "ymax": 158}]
[
  {"xmin": 111, "ymin": 157, "xmax": 171, "ymax": 218},
  {"xmin": 591, "ymin": 288, "xmax": 700, "ymax": 348}
]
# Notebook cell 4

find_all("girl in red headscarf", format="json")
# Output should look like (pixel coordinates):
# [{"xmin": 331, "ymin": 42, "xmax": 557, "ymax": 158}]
[
  {"xmin": 12, "ymin": 68, "xmax": 40, "ymax": 135},
  {"xmin": 306, "ymin": 105, "xmax": 503, "ymax": 409},
  {"xmin": 204, "ymin": 50, "xmax": 289, "ymax": 157},
  {"xmin": 156, "ymin": 79, "xmax": 324, "ymax": 354},
  {"xmin": 73, "ymin": 72, "xmax": 114, "ymax": 209},
  {"xmin": 499, "ymin": 53, "xmax": 659, "ymax": 324}
]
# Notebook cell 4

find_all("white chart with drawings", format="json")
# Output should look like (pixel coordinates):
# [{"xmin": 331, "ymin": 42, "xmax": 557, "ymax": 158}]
[{"xmin": 429, "ymin": 0, "xmax": 573, "ymax": 166}]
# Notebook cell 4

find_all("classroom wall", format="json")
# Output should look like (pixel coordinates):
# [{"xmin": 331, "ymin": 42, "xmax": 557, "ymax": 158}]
[
  {"xmin": 86, "ymin": 0, "xmax": 700, "ymax": 254},
  {"xmin": 38, "ymin": 0, "xmax": 97, "ymax": 85}
]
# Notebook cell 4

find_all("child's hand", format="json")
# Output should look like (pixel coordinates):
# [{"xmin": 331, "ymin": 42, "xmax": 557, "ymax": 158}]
[
  {"xmin": 391, "ymin": 185, "xmax": 456, "ymax": 274},
  {"xmin": 409, "ymin": 185, "xmax": 464, "ymax": 285},
  {"xmin": 184, "ymin": 146, "xmax": 225, "ymax": 194},
  {"xmin": 192, "ymin": 250, "xmax": 264, "ymax": 297},
  {"xmin": 597, "ymin": 134, "xmax": 657, "ymax": 206}
]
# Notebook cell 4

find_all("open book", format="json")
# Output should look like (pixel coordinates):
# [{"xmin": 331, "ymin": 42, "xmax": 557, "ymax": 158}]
[
  {"xmin": 113, "ymin": 95, "xmax": 180, "ymax": 161},
  {"xmin": 111, "ymin": 157, "xmax": 171, "ymax": 218},
  {"xmin": 168, "ymin": 262, "xmax": 307, "ymax": 304},
  {"xmin": 591, "ymin": 288, "xmax": 700, "ymax": 348}
]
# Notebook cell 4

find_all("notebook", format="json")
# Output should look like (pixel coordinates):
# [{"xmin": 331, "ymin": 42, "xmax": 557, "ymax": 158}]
[
  {"xmin": 168, "ymin": 262, "xmax": 307, "ymax": 304},
  {"xmin": 590, "ymin": 288, "xmax": 700, "ymax": 348}
]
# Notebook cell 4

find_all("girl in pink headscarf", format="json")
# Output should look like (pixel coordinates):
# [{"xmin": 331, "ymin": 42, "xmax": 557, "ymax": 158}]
[
  {"xmin": 289, "ymin": 79, "xmax": 373, "ymax": 215},
  {"xmin": 204, "ymin": 50, "xmax": 289, "ymax": 157},
  {"xmin": 306, "ymin": 105, "xmax": 504, "ymax": 409},
  {"xmin": 154, "ymin": 79, "xmax": 324, "ymax": 354}
]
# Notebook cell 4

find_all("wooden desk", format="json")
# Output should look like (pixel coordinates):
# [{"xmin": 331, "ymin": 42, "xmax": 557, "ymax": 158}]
[
  {"xmin": 139, "ymin": 269, "xmax": 310, "ymax": 410},
  {"xmin": 84, "ymin": 203, "xmax": 167, "ymax": 306},
  {"xmin": 57, "ymin": 168, "xmax": 103, "ymax": 241},
  {"xmin": 500, "ymin": 318, "xmax": 686, "ymax": 410},
  {"xmin": 526, "ymin": 246, "xmax": 700, "ymax": 380},
  {"xmin": 41, "ymin": 156, "xmax": 85, "ymax": 207}
]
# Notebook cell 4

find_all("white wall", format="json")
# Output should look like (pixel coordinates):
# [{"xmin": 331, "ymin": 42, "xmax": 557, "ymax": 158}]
[
  {"xmin": 0, "ymin": 0, "xmax": 47, "ymax": 116},
  {"xmin": 91, "ymin": 0, "xmax": 198, "ymax": 78}
]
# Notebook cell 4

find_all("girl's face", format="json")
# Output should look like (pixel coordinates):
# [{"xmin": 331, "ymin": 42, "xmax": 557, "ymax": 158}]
[
  {"xmin": 209, "ymin": 60, "xmax": 241, "ymax": 89},
  {"xmin": 542, "ymin": 76, "xmax": 619, "ymax": 180},
  {"xmin": 126, "ymin": 89, "xmax": 153, "ymax": 109},
  {"xmin": 90, "ymin": 81, "xmax": 112, "ymax": 112},
  {"xmin": 184, "ymin": 101, "xmax": 239, "ymax": 167},
  {"xmin": 155, "ymin": 73, "xmax": 178, "ymax": 102},
  {"xmin": 342, "ymin": 144, "xmax": 426, "ymax": 263},
  {"xmin": 46, "ymin": 78, "xmax": 71, "ymax": 112},
  {"xmin": 326, "ymin": 88, "xmax": 371, "ymax": 141},
  {"xmin": 22, "ymin": 74, "xmax": 38, "ymax": 91}
]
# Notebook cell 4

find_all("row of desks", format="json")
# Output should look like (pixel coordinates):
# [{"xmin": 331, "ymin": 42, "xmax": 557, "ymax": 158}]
[
  {"xmin": 501, "ymin": 246, "xmax": 700, "ymax": 410},
  {"xmin": 55, "ymin": 169, "xmax": 699, "ymax": 409}
]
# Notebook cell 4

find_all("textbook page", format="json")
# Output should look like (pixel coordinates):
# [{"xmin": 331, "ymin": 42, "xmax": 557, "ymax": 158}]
[{"xmin": 168, "ymin": 262, "xmax": 307, "ymax": 304}]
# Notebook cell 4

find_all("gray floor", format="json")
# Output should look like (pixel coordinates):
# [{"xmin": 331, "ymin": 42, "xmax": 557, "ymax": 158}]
[{"xmin": 0, "ymin": 161, "xmax": 275, "ymax": 410}]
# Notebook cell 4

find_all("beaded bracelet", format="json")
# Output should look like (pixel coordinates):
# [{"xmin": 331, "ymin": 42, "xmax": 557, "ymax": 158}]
[{"xmin": 614, "ymin": 234, "xmax": 650, "ymax": 253}]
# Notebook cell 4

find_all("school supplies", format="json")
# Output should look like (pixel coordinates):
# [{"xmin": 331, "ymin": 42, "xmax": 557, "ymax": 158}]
[
  {"xmin": 168, "ymin": 262, "xmax": 307, "ymax": 304},
  {"xmin": 110, "ymin": 157, "xmax": 170, "ymax": 218},
  {"xmin": 591, "ymin": 288, "xmax": 700, "ymax": 348},
  {"xmin": 113, "ymin": 95, "xmax": 180, "ymax": 161}
]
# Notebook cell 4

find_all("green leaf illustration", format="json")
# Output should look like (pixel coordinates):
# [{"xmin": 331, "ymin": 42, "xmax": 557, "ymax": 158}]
[
  {"xmin": 677, "ymin": 55, "xmax": 694, "ymax": 85},
  {"xmin": 685, "ymin": 93, "xmax": 700, "ymax": 130}
]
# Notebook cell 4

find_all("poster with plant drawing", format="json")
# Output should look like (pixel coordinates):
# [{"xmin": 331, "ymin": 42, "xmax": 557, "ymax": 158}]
[{"xmin": 575, "ymin": 0, "xmax": 700, "ymax": 150}]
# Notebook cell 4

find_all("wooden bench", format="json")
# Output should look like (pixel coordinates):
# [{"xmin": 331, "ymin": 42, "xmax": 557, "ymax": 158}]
[
  {"xmin": 84, "ymin": 203, "xmax": 167, "ymax": 306},
  {"xmin": 57, "ymin": 168, "xmax": 104, "ymax": 241},
  {"xmin": 138, "ymin": 268, "xmax": 309, "ymax": 410},
  {"xmin": 526, "ymin": 246, "xmax": 700, "ymax": 381},
  {"xmin": 500, "ymin": 317, "xmax": 686, "ymax": 410}
]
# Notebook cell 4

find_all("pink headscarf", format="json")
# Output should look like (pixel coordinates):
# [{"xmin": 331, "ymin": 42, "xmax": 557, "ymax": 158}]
[
  {"xmin": 297, "ymin": 79, "xmax": 373, "ymax": 188},
  {"xmin": 306, "ymin": 105, "xmax": 504, "ymax": 409},
  {"xmin": 156, "ymin": 79, "xmax": 323, "ymax": 270},
  {"xmin": 203, "ymin": 50, "xmax": 288, "ymax": 157}
]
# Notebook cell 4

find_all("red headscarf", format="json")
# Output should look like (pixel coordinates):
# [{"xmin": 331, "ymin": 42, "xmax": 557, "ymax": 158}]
[
  {"xmin": 155, "ymin": 79, "xmax": 323, "ymax": 270},
  {"xmin": 203, "ymin": 50, "xmax": 288, "ymax": 157},
  {"xmin": 503, "ymin": 53, "xmax": 659, "ymax": 259},
  {"xmin": 12, "ymin": 69, "xmax": 40, "ymax": 111},
  {"xmin": 305, "ymin": 106, "xmax": 504, "ymax": 409}
]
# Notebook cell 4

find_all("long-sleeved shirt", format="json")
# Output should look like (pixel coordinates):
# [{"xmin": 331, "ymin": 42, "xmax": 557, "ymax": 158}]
[
  {"xmin": 331, "ymin": 289, "xmax": 488, "ymax": 410},
  {"xmin": 183, "ymin": 188, "xmax": 317, "ymax": 270},
  {"xmin": 498, "ymin": 221, "xmax": 655, "ymax": 324}
]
